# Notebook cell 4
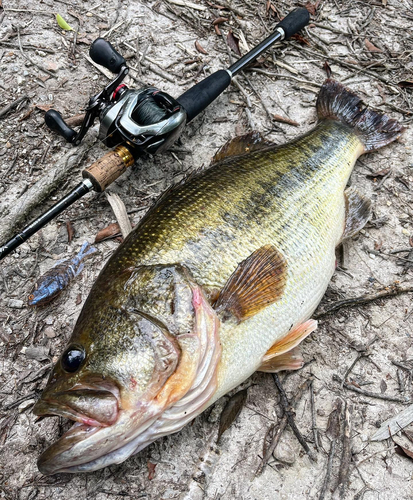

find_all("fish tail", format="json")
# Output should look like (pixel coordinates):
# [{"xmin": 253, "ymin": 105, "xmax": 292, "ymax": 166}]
[{"xmin": 316, "ymin": 79, "xmax": 404, "ymax": 151}]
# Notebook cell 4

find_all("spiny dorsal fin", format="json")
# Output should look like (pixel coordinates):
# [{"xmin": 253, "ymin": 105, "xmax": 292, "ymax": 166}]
[
  {"xmin": 211, "ymin": 131, "xmax": 275, "ymax": 164},
  {"xmin": 257, "ymin": 319, "xmax": 317, "ymax": 372},
  {"xmin": 342, "ymin": 186, "xmax": 372, "ymax": 240},
  {"xmin": 214, "ymin": 244, "xmax": 287, "ymax": 322}
]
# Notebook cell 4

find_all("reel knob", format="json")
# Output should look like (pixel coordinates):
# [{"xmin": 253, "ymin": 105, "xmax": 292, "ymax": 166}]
[
  {"xmin": 89, "ymin": 38, "xmax": 126, "ymax": 73},
  {"xmin": 45, "ymin": 109, "xmax": 76, "ymax": 143}
]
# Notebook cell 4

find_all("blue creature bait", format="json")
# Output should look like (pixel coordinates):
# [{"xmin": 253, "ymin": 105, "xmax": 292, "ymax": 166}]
[{"xmin": 28, "ymin": 242, "xmax": 97, "ymax": 307}]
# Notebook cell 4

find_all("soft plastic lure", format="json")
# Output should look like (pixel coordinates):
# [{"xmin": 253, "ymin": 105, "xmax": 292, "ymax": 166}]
[{"xmin": 28, "ymin": 242, "xmax": 97, "ymax": 307}]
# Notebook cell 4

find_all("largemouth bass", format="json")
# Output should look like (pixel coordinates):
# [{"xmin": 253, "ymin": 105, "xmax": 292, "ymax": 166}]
[{"xmin": 33, "ymin": 80, "xmax": 403, "ymax": 474}]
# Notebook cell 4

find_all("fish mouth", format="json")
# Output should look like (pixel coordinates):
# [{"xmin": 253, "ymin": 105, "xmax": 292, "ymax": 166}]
[
  {"xmin": 33, "ymin": 387, "xmax": 120, "ymax": 428},
  {"xmin": 33, "ymin": 382, "xmax": 123, "ymax": 475},
  {"xmin": 33, "ymin": 281, "xmax": 222, "ymax": 475}
]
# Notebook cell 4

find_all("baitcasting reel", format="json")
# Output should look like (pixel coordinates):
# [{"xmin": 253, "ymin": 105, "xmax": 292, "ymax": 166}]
[
  {"xmin": 0, "ymin": 7, "xmax": 310, "ymax": 260},
  {"xmin": 45, "ymin": 38, "xmax": 187, "ymax": 156}
]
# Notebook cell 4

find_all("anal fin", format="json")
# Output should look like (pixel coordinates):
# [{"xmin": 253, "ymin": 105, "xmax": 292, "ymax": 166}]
[
  {"xmin": 342, "ymin": 186, "xmax": 371, "ymax": 240},
  {"xmin": 258, "ymin": 319, "xmax": 317, "ymax": 373}
]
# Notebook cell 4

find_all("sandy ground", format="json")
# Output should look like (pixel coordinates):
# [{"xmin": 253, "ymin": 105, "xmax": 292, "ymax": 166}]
[{"xmin": 1, "ymin": 0, "xmax": 413, "ymax": 498}]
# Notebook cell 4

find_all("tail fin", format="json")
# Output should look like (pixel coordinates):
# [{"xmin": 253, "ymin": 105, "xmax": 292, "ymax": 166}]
[{"xmin": 316, "ymin": 79, "xmax": 404, "ymax": 151}]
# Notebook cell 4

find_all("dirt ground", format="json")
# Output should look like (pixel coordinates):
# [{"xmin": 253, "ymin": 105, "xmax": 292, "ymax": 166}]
[{"xmin": 1, "ymin": 0, "xmax": 413, "ymax": 499}]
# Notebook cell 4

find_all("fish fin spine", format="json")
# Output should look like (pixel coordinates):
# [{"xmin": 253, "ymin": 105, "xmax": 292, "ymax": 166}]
[
  {"xmin": 316, "ymin": 79, "xmax": 404, "ymax": 152},
  {"xmin": 341, "ymin": 186, "xmax": 372, "ymax": 240},
  {"xmin": 211, "ymin": 131, "xmax": 275, "ymax": 164},
  {"xmin": 214, "ymin": 244, "xmax": 287, "ymax": 322}
]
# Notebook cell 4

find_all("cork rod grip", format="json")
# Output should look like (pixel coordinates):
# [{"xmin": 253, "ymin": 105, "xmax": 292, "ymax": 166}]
[{"xmin": 82, "ymin": 145, "xmax": 135, "ymax": 192}]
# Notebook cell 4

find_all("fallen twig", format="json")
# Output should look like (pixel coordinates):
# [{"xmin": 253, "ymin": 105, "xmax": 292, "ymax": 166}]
[
  {"xmin": 318, "ymin": 439, "xmax": 336, "ymax": 500},
  {"xmin": 314, "ymin": 284, "xmax": 413, "ymax": 319},
  {"xmin": 336, "ymin": 401, "xmax": 353, "ymax": 499},
  {"xmin": 333, "ymin": 374, "xmax": 409, "ymax": 403},
  {"xmin": 273, "ymin": 374, "xmax": 317, "ymax": 462},
  {"xmin": 256, "ymin": 378, "xmax": 311, "ymax": 475},
  {"xmin": 0, "ymin": 95, "xmax": 29, "ymax": 119}
]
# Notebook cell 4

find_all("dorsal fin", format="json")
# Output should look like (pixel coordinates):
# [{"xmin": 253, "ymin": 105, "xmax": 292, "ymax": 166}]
[
  {"xmin": 214, "ymin": 244, "xmax": 287, "ymax": 322},
  {"xmin": 211, "ymin": 131, "xmax": 275, "ymax": 164},
  {"xmin": 342, "ymin": 186, "xmax": 372, "ymax": 240}
]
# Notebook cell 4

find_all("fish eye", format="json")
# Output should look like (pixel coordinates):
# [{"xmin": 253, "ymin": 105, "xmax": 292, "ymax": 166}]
[
  {"xmin": 28, "ymin": 294, "xmax": 34, "ymax": 301},
  {"xmin": 61, "ymin": 345, "xmax": 86, "ymax": 373}
]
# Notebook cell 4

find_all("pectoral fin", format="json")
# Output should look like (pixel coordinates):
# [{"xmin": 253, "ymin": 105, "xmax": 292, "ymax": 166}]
[
  {"xmin": 257, "ymin": 319, "xmax": 317, "ymax": 372},
  {"xmin": 342, "ymin": 187, "xmax": 371, "ymax": 240},
  {"xmin": 214, "ymin": 245, "xmax": 287, "ymax": 322},
  {"xmin": 212, "ymin": 131, "xmax": 275, "ymax": 164}
]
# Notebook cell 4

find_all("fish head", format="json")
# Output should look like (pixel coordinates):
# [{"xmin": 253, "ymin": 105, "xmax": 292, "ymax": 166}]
[{"xmin": 33, "ymin": 264, "xmax": 221, "ymax": 474}]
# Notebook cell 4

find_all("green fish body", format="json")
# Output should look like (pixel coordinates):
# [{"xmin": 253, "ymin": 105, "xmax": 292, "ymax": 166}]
[{"xmin": 33, "ymin": 80, "xmax": 403, "ymax": 474}]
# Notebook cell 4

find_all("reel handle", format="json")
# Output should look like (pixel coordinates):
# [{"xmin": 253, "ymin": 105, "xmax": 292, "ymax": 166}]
[
  {"xmin": 45, "ymin": 109, "xmax": 76, "ymax": 143},
  {"xmin": 89, "ymin": 38, "xmax": 126, "ymax": 73}
]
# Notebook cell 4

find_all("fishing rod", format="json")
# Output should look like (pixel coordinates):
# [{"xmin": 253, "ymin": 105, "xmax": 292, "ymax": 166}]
[{"xmin": 0, "ymin": 7, "xmax": 309, "ymax": 261}]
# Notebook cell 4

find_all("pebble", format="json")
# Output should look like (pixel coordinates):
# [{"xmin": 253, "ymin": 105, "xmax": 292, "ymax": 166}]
[
  {"xmin": 273, "ymin": 440, "xmax": 296, "ymax": 465},
  {"xmin": 43, "ymin": 326, "xmax": 56, "ymax": 338},
  {"xmin": 8, "ymin": 299, "xmax": 24, "ymax": 308}
]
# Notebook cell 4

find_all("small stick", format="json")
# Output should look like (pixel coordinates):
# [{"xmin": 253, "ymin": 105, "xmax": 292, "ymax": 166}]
[
  {"xmin": 0, "ymin": 95, "xmax": 29, "ymax": 119},
  {"xmin": 16, "ymin": 27, "xmax": 56, "ymax": 78},
  {"xmin": 333, "ymin": 375, "xmax": 408, "ymax": 403},
  {"xmin": 314, "ymin": 285, "xmax": 413, "ymax": 319},
  {"xmin": 255, "ymin": 378, "xmax": 311, "ymax": 475},
  {"xmin": 340, "ymin": 352, "xmax": 366, "ymax": 388},
  {"xmin": 309, "ymin": 378, "xmax": 320, "ymax": 451},
  {"xmin": 336, "ymin": 401, "xmax": 353, "ymax": 499},
  {"xmin": 318, "ymin": 439, "xmax": 336, "ymax": 500},
  {"xmin": 273, "ymin": 374, "xmax": 317, "ymax": 462}
]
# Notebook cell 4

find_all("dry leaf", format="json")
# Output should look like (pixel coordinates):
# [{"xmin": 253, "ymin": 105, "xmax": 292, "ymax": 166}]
[
  {"xmin": 305, "ymin": 1, "xmax": 320, "ymax": 16},
  {"xmin": 291, "ymin": 33, "xmax": 311, "ymax": 45},
  {"xmin": 394, "ymin": 442, "xmax": 413, "ymax": 461},
  {"xmin": 75, "ymin": 293, "xmax": 82, "ymax": 305},
  {"xmin": 380, "ymin": 379, "xmax": 387, "ymax": 394},
  {"xmin": 364, "ymin": 39, "xmax": 382, "ymax": 53},
  {"xmin": 273, "ymin": 114, "xmax": 299, "ymax": 126},
  {"xmin": 95, "ymin": 223, "xmax": 121, "ymax": 243},
  {"xmin": 147, "ymin": 461, "xmax": 157, "ymax": 480},
  {"xmin": 227, "ymin": 30, "xmax": 241, "ymax": 56},
  {"xmin": 195, "ymin": 40, "xmax": 208, "ymax": 54},
  {"xmin": 217, "ymin": 389, "xmax": 248, "ymax": 441},
  {"xmin": 323, "ymin": 60, "xmax": 332, "ymax": 78},
  {"xmin": 326, "ymin": 399, "xmax": 342, "ymax": 439},
  {"xmin": 398, "ymin": 80, "xmax": 413, "ymax": 89},
  {"xmin": 66, "ymin": 220, "xmax": 75, "ymax": 243},
  {"xmin": 409, "ymin": 235, "xmax": 413, "ymax": 247},
  {"xmin": 34, "ymin": 104, "xmax": 53, "ymax": 112},
  {"xmin": 212, "ymin": 17, "xmax": 228, "ymax": 25}
]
